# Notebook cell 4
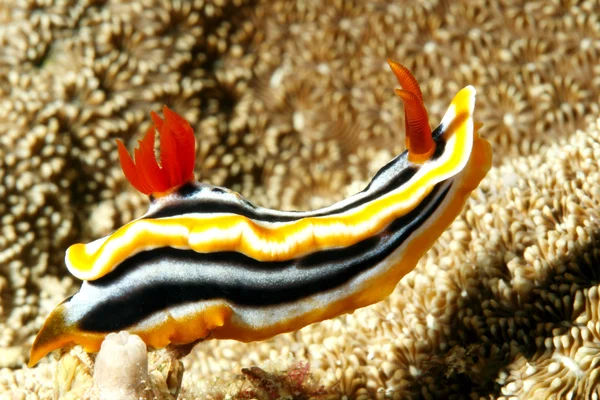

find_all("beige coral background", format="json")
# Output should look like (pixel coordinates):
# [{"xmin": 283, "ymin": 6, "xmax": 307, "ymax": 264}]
[{"xmin": 1, "ymin": 0, "xmax": 600, "ymax": 398}]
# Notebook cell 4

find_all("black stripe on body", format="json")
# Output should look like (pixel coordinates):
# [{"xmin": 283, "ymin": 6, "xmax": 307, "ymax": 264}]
[
  {"xmin": 76, "ymin": 181, "xmax": 452, "ymax": 332},
  {"xmin": 144, "ymin": 136, "xmax": 447, "ymax": 223}
]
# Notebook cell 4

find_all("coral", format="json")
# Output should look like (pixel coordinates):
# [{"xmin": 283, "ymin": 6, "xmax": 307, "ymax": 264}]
[
  {"xmin": 1, "ymin": 0, "xmax": 600, "ymax": 399},
  {"xmin": 94, "ymin": 331, "xmax": 150, "ymax": 400},
  {"xmin": 16, "ymin": 333, "xmax": 184, "ymax": 399},
  {"xmin": 204, "ymin": 360, "xmax": 334, "ymax": 400}
]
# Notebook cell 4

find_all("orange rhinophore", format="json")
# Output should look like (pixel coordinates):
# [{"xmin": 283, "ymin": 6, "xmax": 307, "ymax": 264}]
[
  {"xmin": 116, "ymin": 106, "xmax": 196, "ymax": 196},
  {"xmin": 387, "ymin": 59, "xmax": 435, "ymax": 163}
]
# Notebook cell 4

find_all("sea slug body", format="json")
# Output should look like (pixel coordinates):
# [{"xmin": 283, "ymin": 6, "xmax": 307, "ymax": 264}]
[{"xmin": 29, "ymin": 60, "xmax": 492, "ymax": 367}]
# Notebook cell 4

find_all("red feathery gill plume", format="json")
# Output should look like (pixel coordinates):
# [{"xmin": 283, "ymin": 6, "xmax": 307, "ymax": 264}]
[{"xmin": 116, "ymin": 106, "xmax": 196, "ymax": 196}]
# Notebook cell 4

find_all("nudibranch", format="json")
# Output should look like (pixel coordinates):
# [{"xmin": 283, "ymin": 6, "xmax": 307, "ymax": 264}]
[{"xmin": 29, "ymin": 60, "xmax": 492, "ymax": 367}]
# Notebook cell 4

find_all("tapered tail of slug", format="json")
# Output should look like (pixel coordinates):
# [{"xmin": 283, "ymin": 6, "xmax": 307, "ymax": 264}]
[
  {"xmin": 28, "ymin": 298, "xmax": 104, "ymax": 367},
  {"xmin": 29, "ymin": 300, "xmax": 72, "ymax": 367}
]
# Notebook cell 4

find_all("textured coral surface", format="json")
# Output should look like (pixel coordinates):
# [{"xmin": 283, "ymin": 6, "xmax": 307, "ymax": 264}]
[{"xmin": 1, "ymin": 0, "xmax": 600, "ymax": 398}]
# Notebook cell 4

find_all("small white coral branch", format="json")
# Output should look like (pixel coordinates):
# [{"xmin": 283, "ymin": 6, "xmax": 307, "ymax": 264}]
[{"xmin": 94, "ymin": 331, "xmax": 150, "ymax": 400}]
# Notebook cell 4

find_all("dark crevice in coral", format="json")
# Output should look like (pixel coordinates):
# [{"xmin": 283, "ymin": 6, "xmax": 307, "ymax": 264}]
[{"xmin": 426, "ymin": 231, "xmax": 600, "ymax": 398}]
